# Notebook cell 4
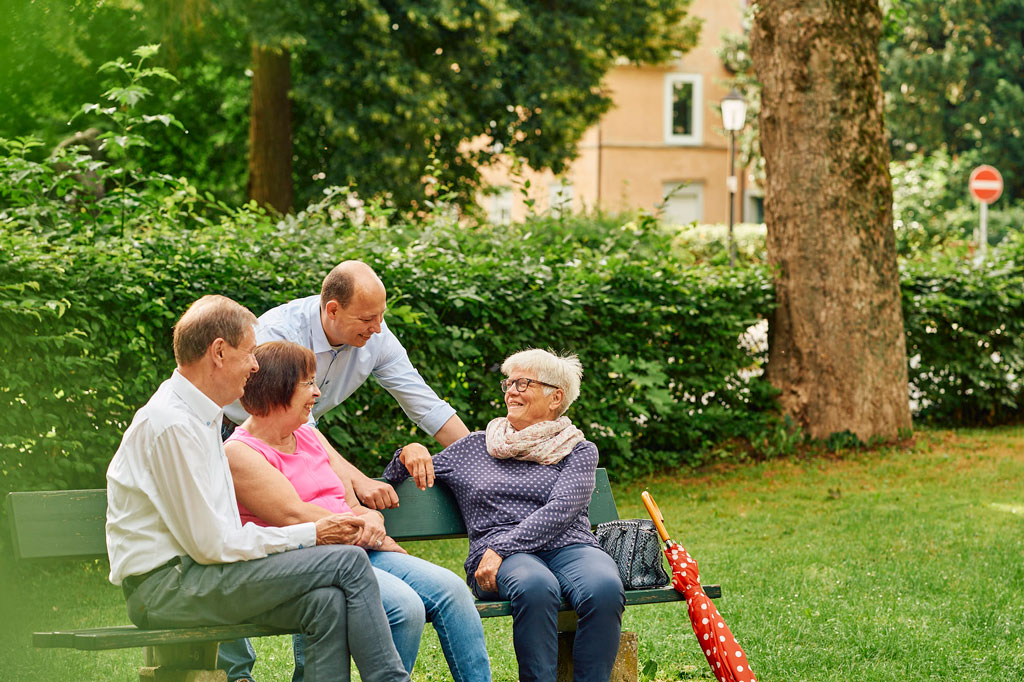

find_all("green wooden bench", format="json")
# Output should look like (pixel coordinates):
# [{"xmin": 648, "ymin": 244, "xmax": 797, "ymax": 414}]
[{"xmin": 7, "ymin": 469, "xmax": 719, "ymax": 681}]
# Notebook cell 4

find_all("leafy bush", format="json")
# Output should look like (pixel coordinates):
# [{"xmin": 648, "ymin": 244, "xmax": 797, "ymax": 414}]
[
  {"xmin": 1, "ymin": 127, "xmax": 779, "ymax": 495},
  {"xmin": 354, "ymin": 215, "xmax": 780, "ymax": 479},
  {"xmin": 901, "ymin": 235, "xmax": 1024, "ymax": 424},
  {"xmin": 670, "ymin": 222, "xmax": 767, "ymax": 265},
  {"xmin": 892, "ymin": 151, "xmax": 1024, "ymax": 254}
]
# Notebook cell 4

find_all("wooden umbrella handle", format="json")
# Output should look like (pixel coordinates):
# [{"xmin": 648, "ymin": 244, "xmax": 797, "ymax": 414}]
[{"xmin": 641, "ymin": 491, "xmax": 671, "ymax": 542}]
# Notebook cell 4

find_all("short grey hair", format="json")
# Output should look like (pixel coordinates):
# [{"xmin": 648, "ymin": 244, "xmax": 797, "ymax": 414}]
[
  {"xmin": 501, "ymin": 349, "xmax": 583, "ymax": 415},
  {"xmin": 173, "ymin": 295, "xmax": 257, "ymax": 366}
]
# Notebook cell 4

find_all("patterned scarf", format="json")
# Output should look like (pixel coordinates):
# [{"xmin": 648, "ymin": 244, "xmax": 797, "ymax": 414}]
[{"xmin": 485, "ymin": 416, "xmax": 585, "ymax": 466}]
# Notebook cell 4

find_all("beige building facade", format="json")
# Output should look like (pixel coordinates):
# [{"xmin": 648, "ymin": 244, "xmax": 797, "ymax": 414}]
[{"xmin": 478, "ymin": 0, "xmax": 757, "ymax": 226}]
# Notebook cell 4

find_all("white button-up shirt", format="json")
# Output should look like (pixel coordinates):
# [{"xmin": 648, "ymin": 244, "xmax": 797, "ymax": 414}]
[
  {"xmin": 106, "ymin": 370, "xmax": 316, "ymax": 585},
  {"xmin": 223, "ymin": 295, "xmax": 456, "ymax": 435}
]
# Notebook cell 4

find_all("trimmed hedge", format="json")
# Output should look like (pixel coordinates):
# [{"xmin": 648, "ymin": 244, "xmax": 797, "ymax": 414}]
[
  {"xmin": 0, "ymin": 164, "xmax": 778, "ymax": 494},
  {"xmin": 901, "ymin": 236, "xmax": 1024, "ymax": 424}
]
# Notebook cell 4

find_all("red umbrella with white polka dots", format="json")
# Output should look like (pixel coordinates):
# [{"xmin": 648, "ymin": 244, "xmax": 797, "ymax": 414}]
[{"xmin": 643, "ymin": 491, "xmax": 757, "ymax": 682}]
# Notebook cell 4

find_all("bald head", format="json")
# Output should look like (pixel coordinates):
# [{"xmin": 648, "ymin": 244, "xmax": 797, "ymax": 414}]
[
  {"xmin": 320, "ymin": 260, "xmax": 385, "ymax": 310},
  {"xmin": 319, "ymin": 261, "xmax": 388, "ymax": 348}
]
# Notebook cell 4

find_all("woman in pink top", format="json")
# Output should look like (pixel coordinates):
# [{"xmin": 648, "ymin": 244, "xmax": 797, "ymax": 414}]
[
  {"xmin": 219, "ymin": 341, "xmax": 491, "ymax": 682},
  {"xmin": 233, "ymin": 424, "xmax": 358, "ymax": 528}
]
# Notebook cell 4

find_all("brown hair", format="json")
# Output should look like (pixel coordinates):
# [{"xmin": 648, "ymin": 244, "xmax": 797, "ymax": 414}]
[
  {"xmin": 172, "ymin": 295, "xmax": 257, "ymax": 366},
  {"xmin": 240, "ymin": 341, "xmax": 317, "ymax": 417}
]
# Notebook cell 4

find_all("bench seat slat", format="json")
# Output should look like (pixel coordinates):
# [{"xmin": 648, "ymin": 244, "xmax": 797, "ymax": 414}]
[
  {"xmin": 474, "ymin": 585, "xmax": 720, "ymax": 618},
  {"xmin": 32, "ymin": 585, "xmax": 721, "ymax": 651},
  {"xmin": 33, "ymin": 623, "xmax": 292, "ymax": 651}
]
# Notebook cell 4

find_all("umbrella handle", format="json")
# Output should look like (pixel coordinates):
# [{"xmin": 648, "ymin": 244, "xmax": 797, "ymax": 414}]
[{"xmin": 641, "ymin": 491, "xmax": 672, "ymax": 543}]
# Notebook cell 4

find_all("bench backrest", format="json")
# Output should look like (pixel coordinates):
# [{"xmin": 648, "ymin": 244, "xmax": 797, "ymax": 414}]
[{"xmin": 6, "ymin": 469, "xmax": 619, "ymax": 560}]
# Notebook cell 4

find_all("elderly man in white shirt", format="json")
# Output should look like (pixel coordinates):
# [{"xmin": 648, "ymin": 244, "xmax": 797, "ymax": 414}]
[{"xmin": 105, "ymin": 295, "xmax": 408, "ymax": 682}]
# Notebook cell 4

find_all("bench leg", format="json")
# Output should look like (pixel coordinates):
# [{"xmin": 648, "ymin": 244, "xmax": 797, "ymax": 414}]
[
  {"xmin": 139, "ymin": 642, "xmax": 226, "ymax": 682},
  {"xmin": 555, "ymin": 611, "xmax": 638, "ymax": 682}
]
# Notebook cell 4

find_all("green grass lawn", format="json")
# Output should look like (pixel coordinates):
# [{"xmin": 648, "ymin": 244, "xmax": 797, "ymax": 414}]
[{"xmin": 2, "ymin": 426, "xmax": 1022, "ymax": 681}]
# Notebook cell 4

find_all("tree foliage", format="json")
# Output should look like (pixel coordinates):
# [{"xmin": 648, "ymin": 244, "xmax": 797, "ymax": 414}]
[
  {"xmin": 0, "ymin": 1, "xmax": 148, "ymax": 139},
  {"xmin": 237, "ymin": 0, "xmax": 703, "ymax": 207},
  {"xmin": 719, "ymin": 0, "xmax": 1024, "ymax": 219},
  {"xmin": 1, "ymin": 0, "xmax": 701, "ymax": 209},
  {"xmin": 881, "ymin": 0, "xmax": 1024, "ymax": 200}
]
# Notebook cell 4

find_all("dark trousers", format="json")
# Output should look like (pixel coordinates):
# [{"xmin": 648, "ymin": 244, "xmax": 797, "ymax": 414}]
[
  {"xmin": 473, "ymin": 543, "xmax": 625, "ymax": 682},
  {"xmin": 125, "ymin": 546, "xmax": 407, "ymax": 682}
]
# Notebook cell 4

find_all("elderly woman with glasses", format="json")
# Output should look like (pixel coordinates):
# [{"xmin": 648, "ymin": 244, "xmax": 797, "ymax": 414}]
[
  {"xmin": 224, "ymin": 341, "xmax": 491, "ymax": 682},
  {"xmin": 385, "ymin": 349, "xmax": 624, "ymax": 682}
]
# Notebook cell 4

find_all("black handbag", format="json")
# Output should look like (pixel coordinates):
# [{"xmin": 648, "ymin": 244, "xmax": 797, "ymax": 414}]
[{"xmin": 595, "ymin": 519, "xmax": 670, "ymax": 589}]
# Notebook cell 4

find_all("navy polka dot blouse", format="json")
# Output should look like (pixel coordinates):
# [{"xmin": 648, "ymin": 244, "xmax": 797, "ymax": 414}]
[{"xmin": 383, "ymin": 431, "xmax": 601, "ymax": 581}]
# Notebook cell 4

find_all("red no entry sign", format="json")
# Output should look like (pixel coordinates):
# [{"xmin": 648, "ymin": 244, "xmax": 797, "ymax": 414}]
[{"xmin": 969, "ymin": 165, "xmax": 1003, "ymax": 204}]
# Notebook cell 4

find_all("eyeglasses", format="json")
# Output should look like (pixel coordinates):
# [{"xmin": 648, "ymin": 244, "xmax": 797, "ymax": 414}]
[
  {"xmin": 500, "ymin": 377, "xmax": 561, "ymax": 393},
  {"xmin": 298, "ymin": 379, "xmax": 316, "ymax": 389}
]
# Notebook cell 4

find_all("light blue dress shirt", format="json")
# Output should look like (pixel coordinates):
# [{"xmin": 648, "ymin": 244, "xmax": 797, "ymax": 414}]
[{"xmin": 224, "ymin": 295, "xmax": 456, "ymax": 436}]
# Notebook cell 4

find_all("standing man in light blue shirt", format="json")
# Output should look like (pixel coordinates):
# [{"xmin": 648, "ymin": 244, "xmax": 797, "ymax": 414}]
[
  {"xmin": 219, "ymin": 261, "xmax": 476, "ymax": 682},
  {"xmin": 224, "ymin": 259, "xmax": 470, "ymax": 508}
]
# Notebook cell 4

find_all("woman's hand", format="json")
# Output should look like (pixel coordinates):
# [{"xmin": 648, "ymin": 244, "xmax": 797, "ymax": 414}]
[
  {"xmin": 474, "ymin": 548, "xmax": 503, "ymax": 593},
  {"xmin": 353, "ymin": 477, "xmax": 399, "ymax": 510},
  {"xmin": 378, "ymin": 536, "xmax": 408, "ymax": 554},
  {"xmin": 399, "ymin": 443, "xmax": 435, "ymax": 491},
  {"xmin": 314, "ymin": 513, "xmax": 365, "ymax": 545},
  {"xmin": 354, "ymin": 509, "xmax": 388, "ymax": 549}
]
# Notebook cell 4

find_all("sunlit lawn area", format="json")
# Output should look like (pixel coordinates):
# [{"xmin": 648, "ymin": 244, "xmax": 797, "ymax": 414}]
[{"xmin": 2, "ymin": 426, "xmax": 1022, "ymax": 681}]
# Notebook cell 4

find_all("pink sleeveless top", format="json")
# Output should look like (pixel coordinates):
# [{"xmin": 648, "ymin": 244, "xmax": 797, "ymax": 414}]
[{"xmin": 228, "ymin": 424, "xmax": 354, "ymax": 526}]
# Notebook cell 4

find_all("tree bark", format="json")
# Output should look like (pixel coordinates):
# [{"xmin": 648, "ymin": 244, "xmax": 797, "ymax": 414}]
[
  {"xmin": 750, "ymin": 0, "xmax": 911, "ymax": 441},
  {"xmin": 247, "ymin": 43, "xmax": 293, "ymax": 213}
]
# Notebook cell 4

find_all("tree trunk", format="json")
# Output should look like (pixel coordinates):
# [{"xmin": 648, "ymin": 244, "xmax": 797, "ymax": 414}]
[
  {"xmin": 750, "ymin": 0, "xmax": 911, "ymax": 441},
  {"xmin": 247, "ymin": 43, "xmax": 293, "ymax": 213}
]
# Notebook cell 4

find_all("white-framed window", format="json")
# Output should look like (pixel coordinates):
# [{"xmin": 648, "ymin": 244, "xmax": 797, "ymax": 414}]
[
  {"xmin": 663, "ymin": 73, "xmax": 703, "ymax": 146},
  {"xmin": 661, "ymin": 182, "xmax": 704, "ymax": 225},
  {"xmin": 488, "ymin": 187, "xmax": 513, "ymax": 225},
  {"xmin": 548, "ymin": 181, "xmax": 574, "ymax": 216}
]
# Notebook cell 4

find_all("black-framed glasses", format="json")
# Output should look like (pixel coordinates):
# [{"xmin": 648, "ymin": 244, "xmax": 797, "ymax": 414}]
[{"xmin": 500, "ymin": 377, "xmax": 561, "ymax": 393}]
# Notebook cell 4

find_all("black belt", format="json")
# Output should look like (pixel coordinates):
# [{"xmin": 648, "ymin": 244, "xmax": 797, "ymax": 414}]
[{"xmin": 121, "ymin": 556, "xmax": 182, "ymax": 599}]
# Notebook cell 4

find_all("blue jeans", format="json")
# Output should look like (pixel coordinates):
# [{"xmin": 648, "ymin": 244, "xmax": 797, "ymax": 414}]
[
  {"xmin": 218, "ymin": 550, "xmax": 491, "ymax": 682},
  {"xmin": 472, "ymin": 543, "xmax": 624, "ymax": 682}
]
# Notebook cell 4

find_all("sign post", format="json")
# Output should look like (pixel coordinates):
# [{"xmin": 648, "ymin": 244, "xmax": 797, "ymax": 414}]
[{"xmin": 968, "ymin": 165, "xmax": 1003, "ymax": 259}]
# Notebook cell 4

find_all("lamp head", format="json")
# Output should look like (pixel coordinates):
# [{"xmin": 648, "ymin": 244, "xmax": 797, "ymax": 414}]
[{"xmin": 721, "ymin": 89, "xmax": 747, "ymax": 132}]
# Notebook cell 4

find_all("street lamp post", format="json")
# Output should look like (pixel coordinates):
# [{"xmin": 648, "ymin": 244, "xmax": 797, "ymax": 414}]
[{"xmin": 720, "ymin": 89, "xmax": 747, "ymax": 266}]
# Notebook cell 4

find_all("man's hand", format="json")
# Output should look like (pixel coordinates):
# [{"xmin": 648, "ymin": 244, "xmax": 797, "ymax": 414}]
[
  {"xmin": 314, "ymin": 514, "xmax": 364, "ymax": 545},
  {"xmin": 474, "ymin": 548, "xmax": 503, "ymax": 593},
  {"xmin": 399, "ymin": 443, "xmax": 435, "ymax": 491},
  {"xmin": 315, "ymin": 427, "xmax": 398, "ymax": 510},
  {"xmin": 353, "ymin": 477, "xmax": 399, "ymax": 510},
  {"xmin": 354, "ymin": 509, "xmax": 387, "ymax": 549}
]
